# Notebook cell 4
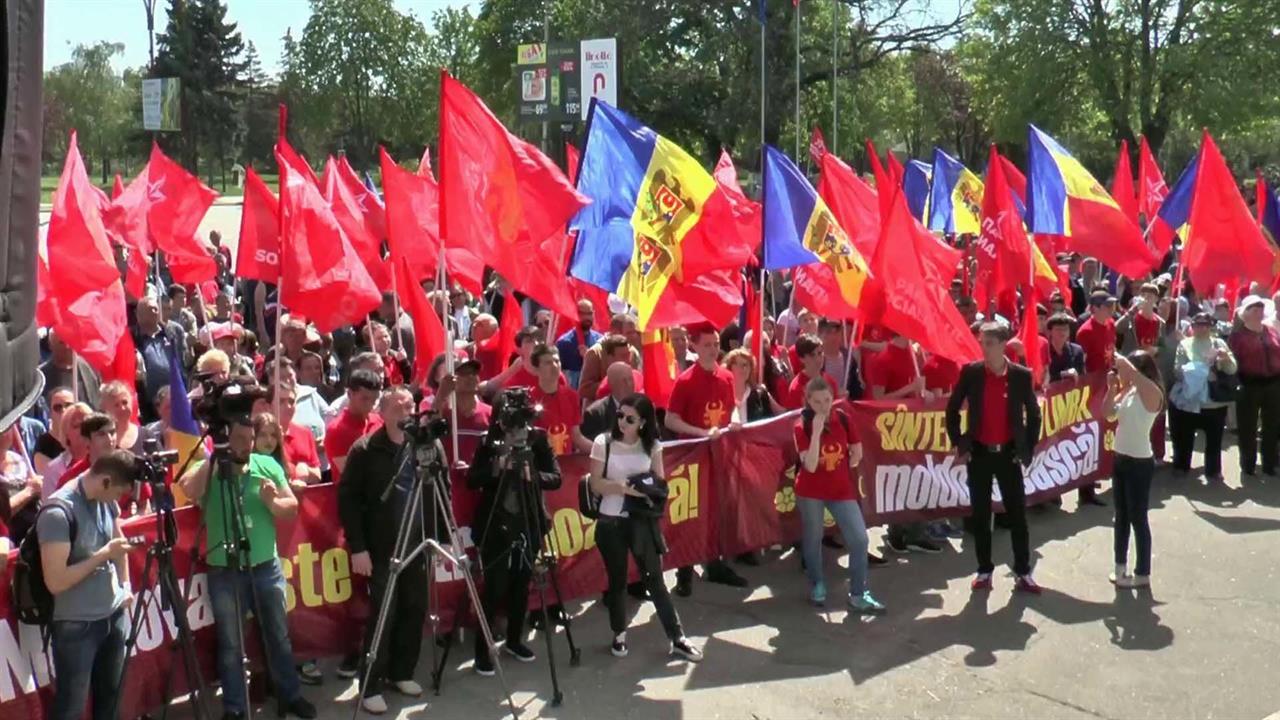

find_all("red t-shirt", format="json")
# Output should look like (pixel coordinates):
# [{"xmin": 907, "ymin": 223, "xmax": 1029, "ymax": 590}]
[
  {"xmin": 1133, "ymin": 314, "xmax": 1160, "ymax": 348},
  {"xmin": 502, "ymin": 365, "xmax": 568, "ymax": 391},
  {"xmin": 595, "ymin": 369, "xmax": 645, "ymax": 400},
  {"xmin": 667, "ymin": 363, "xmax": 736, "ymax": 437},
  {"xmin": 976, "ymin": 367, "xmax": 1012, "ymax": 446},
  {"xmin": 864, "ymin": 343, "xmax": 919, "ymax": 395},
  {"xmin": 383, "ymin": 354, "xmax": 405, "ymax": 386},
  {"xmin": 324, "ymin": 409, "xmax": 384, "ymax": 464},
  {"xmin": 793, "ymin": 414, "xmax": 859, "ymax": 501},
  {"xmin": 784, "ymin": 370, "xmax": 838, "ymax": 410},
  {"xmin": 283, "ymin": 422, "xmax": 320, "ymax": 479},
  {"xmin": 1076, "ymin": 316, "xmax": 1116, "ymax": 373},
  {"xmin": 922, "ymin": 355, "xmax": 960, "ymax": 394},
  {"xmin": 532, "ymin": 385, "xmax": 582, "ymax": 456}
]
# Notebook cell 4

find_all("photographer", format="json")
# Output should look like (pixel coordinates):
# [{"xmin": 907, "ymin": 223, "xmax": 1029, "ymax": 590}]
[
  {"xmin": 338, "ymin": 386, "xmax": 429, "ymax": 714},
  {"xmin": 39, "ymin": 450, "xmax": 137, "ymax": 720},
  {"xmin": 589, "ymin": 395, "xmax": 702, "ymax": 662},
  {"xmin": 176, "ymin": 417, "xmax": 316, "ymax": 720},
  {"xmin": 468, "ymin": 388, "xmax": 562, "ymax": 676}
]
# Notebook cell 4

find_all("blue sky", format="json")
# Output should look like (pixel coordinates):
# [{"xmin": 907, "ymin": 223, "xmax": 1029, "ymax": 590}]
[{"xmin": 44, "ymin": 0, "xmax": 473, "ymax": 75}]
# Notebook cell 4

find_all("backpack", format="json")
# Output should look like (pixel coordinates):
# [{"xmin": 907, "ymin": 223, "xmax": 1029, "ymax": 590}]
[
  {"xmin": 579, "ymin": 438, "xmax": 609, "ymax": 520},
  {"xmin": 12, "ymin": 498, "xmax": 77, "ymax": 633}
]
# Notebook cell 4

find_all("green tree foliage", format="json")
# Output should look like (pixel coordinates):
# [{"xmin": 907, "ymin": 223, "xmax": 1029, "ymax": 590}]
[
  {"xmin": 42, "ymin": 42, "xmax": 138, "ymax": 180},
  {"xmin": 239, "ymin": 41, "xmax": 279, "ymax": 170},
  {"xmin": 153, "ymin": 0, "xmax": 249, "ymax": 176}
]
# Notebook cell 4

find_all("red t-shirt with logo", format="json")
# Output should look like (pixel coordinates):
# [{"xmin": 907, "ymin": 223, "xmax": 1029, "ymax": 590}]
[
  {"xmin": 502, "ymin": 365, "xmax": 568, "ymax": 391},
  {"xmin": 531, "ymin": 385, "xmax": 582, "ymax": 456},
  {"xmin": 793, "ymin": 413, "xmax": 859, "ymax": 501},
  {"xmin": 667, "ymin": 363, "xmax": 735, "ymax": 438},
  {"xmin": 976, "ymin": 367, "xmax": 1012, "ymax": 446},
  {"xmin": 324, "ymin": 409, "xmax": 384, "ymax": 464},
  {"xmin": 1076, "ymin": 316, "xmax": 1116, "ymax": 373},
  {"xmin": 784, "ymin": 370, "xmax": 838, "ymax": 410},
  {"xmin": 864, "ymin": 342, "xmax": 919, "ymax": 395},
  {"xmin": 1133, "ymin": 314, "xmax": 1160, "ymax": 348},
  {"xmin": 283, "ymin": 422, "xmax": 320, "ymax": 479}
]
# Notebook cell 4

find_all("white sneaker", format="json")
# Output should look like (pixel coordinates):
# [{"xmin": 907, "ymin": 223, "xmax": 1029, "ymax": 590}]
[
  {"xmin": 361, "ymin": 694, "xmax": 388, "ymax": 715},
  {"xmin": 1109, "ymin": 565, "xmax": 1129, "ymax": 584},
  {"xmin": 393, "ymin": 680, "xmax": 424, "ymax": 697},
  {"xmin": 1116, "ymin": 574, "xmax": 1150, "ymax": 588}
]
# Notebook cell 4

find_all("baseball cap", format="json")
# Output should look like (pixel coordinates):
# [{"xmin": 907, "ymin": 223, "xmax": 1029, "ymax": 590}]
[
  {"xmin": 454, "ymin": 359, "xmax": 482, "ymax": 375},
  {"xmin": 1191, "ymin": 312, "xmax": 1215, "ymax": 326},
  {"xmin": 1088, "ymin": 291, "xmax": 1117, "ymax": 306}
]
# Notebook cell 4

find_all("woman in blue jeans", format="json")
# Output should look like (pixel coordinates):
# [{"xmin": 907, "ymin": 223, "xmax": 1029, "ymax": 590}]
[
  {"xmin": 794, "ymin": 377, "xmax": 885, "ymax": 613},
  {"xmin": 1105, "ymin": 350, "xmax": 1165, "ymax": 588}
]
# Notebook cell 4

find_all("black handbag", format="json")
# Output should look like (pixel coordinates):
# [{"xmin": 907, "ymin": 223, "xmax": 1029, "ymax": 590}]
[
  {"xmin": 578, "ymin": 439, "xmax": 607, "ymax": 520},
  {"xmin": 623, "ymin": 472, "xmax": 669, "ymax": 518},
  {"xmin": 1208, "ymin": 369, "xmax": 1240, "ymax": 403}
]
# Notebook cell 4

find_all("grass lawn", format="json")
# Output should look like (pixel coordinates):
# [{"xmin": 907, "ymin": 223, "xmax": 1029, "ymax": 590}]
[{"xmin": 40, "ymin": 173, "xmax": 276, "ymax": 204}]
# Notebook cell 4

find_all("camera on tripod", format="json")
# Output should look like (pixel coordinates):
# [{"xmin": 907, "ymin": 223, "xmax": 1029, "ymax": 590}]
[
  {"xmin": 399, "ymin": 409, "xmax": 451, "ymax": 446},
  {"xmin": 492, "ymin": 387, "xmax": 542, "ymax": 463},
  {"xmin": 193, "ymin": 373, "xmax": 268, "ymax": 442}
]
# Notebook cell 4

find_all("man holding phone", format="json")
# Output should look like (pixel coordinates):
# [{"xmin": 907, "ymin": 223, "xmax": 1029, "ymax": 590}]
[
  {"xmin": 39, "ymin": 450, "xmax": 138, "ymax": 720},
  {"xmin": 178, "ymin": 417, "xmax": 315, "ymax": 720}
]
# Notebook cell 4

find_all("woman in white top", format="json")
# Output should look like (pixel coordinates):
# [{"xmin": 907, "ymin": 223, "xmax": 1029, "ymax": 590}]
[
  {"xmin": 1104, "ymin": 350, "xmax": 1165, "ymax": 588},
  {"xmin": 588, "ymin": 394, "xmax": 702, "ymax": 663}
]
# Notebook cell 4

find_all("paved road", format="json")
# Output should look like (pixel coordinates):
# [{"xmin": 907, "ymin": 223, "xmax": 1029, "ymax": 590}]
[{"xmin": 250, "ymin": 444, "xmax": 1277, "ymax": 720}]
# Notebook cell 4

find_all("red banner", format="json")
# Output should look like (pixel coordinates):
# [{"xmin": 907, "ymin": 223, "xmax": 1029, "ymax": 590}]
[{"xmin": 0, "ymin": 381, "xmax": 1114, "ymax": 718}]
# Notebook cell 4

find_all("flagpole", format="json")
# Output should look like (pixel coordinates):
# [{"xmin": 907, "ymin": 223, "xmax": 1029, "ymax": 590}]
[
  {"xmin": 272, "ymin": 270, "xmax": 285, "ymax": 421},
  {"xmin": 842, "ymin": 320, "xmax": 859, "ymax": 394},
  {"xmin": 71, "ymin": 353, "xmax": 80, "ymax": 401},
  {"xmin": 831, "ymin": 0, "xmax": 838, "ymax": 157},
  {"xmin": 795, "ymin": 0, "xmax": 801, "ymax": 163},
  {"xmin": 760, "ymin": 3, "xmax": 767, "ymax": 157},
  {"xmin": 438, "ymin": 249, "xmax": 460, "ymax": 465}
]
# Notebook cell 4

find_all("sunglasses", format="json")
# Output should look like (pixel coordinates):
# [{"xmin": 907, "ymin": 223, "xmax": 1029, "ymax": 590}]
[
  {"xmin": 618, "ymin": 413, "xmax": 641, "ymax": 425},
  {"xmin": 51, "ymin": 403, "xmax": 70, "ymax": 412}
]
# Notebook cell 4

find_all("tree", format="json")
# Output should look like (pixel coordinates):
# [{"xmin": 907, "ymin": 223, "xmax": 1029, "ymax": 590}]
[
  {"xmin": 42, "ymin": 42, "xmax": 136, "ymax": 180},
  {"xmin": 153, "ymin": 0, "xmax": 249, "ymax": 175},
  {"xmin": 240, "ymin": 41, "xmax": 279, "ymax": 169}
]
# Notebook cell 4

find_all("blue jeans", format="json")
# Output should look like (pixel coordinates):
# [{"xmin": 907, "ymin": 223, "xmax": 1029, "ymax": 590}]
[
  {"xmin": 208, "ymin": 560, "xmax": 302, "ymax": 714},
  {"xmin": 50, "ymin": 607, "xmax": 128, "ymax": 720},
  {"xmin": 798, "ymin": 497, "xmax": 870, "ymax": 595},
  {"xmin": 1113, "ymin": 455, "xmax": 1154, "ymax": 576}
]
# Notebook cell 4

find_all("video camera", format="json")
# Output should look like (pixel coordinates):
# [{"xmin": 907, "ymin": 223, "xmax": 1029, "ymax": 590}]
[
  {"xmin": 399, "ymin": 409, "xmax": 451, "ymax": 447},
  {"xmin": 495, "ymin": 387, "xmax": 541, "ymax": 440},
  {"xmin": 193, "ymin": 373, "xmax": 268, "ymax": 442}
]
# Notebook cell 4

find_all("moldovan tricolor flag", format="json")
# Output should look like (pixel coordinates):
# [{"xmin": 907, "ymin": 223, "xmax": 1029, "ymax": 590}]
[{"xmin": 928, "ymin": 147, "xmax": 984, "ymax": 235}]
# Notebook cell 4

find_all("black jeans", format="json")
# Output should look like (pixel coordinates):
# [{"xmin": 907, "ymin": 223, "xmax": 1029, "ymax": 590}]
[
  {"xmin": 596, "ymin": 516, "xmax": 683, "ymax": 641},
  {"xmin": 1170, "ymin": 405, "xmax": 1228, "ymax": 477},
  {"xmin": 1112, "ymin": 455, "xmax": 1154, "ymax": 575},
  {"xmin": 361, "ymin": 557, "xmax": 429, "ymax": 695},
  {"xmin": 475, "ymin": 525, "xmax": 534, "ymax": 661},
  {"xmin": 967, "ymin": 445, "xmax": 1031, "ymax": 576},
  {"xmin": 1237, "ymin": 378, "xmax": 1280, "ymax": 473}
]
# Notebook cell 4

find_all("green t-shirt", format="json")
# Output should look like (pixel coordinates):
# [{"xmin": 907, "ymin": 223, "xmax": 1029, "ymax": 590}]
[{"xmin": 197, "ymin": 454, "xmax": 289, "ymax": 568}]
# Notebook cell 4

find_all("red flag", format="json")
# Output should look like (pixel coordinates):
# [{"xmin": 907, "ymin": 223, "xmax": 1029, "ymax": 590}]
[
  {"xmin": 233, "ymin": 167, "xmax": 281, "ymax": 283},
  {"xmin": 818, "ymin": 152, "xmax": 882, "ymax": 259},
  {"xmin": 1000, "ymin": 155, "xmax": 1028, "ymax": 206},
  {"xmin": 565, "ymin": 142, "xmax": 581, "ymax": 184},
  {"xmin": 1137, "ymin": 135, "xmax": 1168, "ymax": 221},
  {"xmin": 744, "ymin": 273, "xmax": 763, "ymax": 371},
  {"xmin": 111, "ymin": 173, "xmax": 124, "ymax": 200},
  {"xmin": 712, "ymin": 150, "xmax": 763, "ymax": 261},
  {"xmin": 641, "ymin": 330, "xmax": 678, "ymax": 409},
  {"xmin": 438, "ymin": 71, "xmax": 590, "ymax": 318},
  {"xmin": 43, "ymin": 132, "xmax": 130, "ymax": 371},
  {"xmin": 1256, "ymin": 169, "xmax": 1267, "ymax": 226},
  {"xmin": 870, "ymin": 186, "xmax": 981, "ymax": 364},
  {"xmin": 393, "ymin": 256, "xmax": 446, "ymax": 386},
  {"xmin": 1183, "ymin": 130, "xmax": 1277, "ymax": 293},
  {"xmin": 1020, "ymin": 288, "xmax": 1045, "ymax": 386},
  {"xmin": 276, "ymin": 139, "xmax": 381, "ymax": 333},
  {"xmin": 322, "ymin": 155, "xmax": 390, "ymax": 288},
  {"xmin": 646, "ymin": 268, "xmax": 743, "ymax": 330},
  {"xmin": 886, "ymin": 151, "xmax": 905, "ymax": 188},
  {"xmin": 417, "ymin": 146, "xmax": 434, "ymax": 179},
  {"xmin": 379, "ymin": 148, "xmax": 484, "ymax": 294},
  {"xmin": 975, "ymin": 146, "xmax": 1033, "ymax": 309},
  {"xmin": 1111, "ymin": 139, "xmax": 1138, "ymax": 224},
  {"xmin": 866, "ymin": 139, "xmax": 893, "ymax": 220},
  {"xmin": 475, "ymin": 290, "xmax": 522, "ymax": 381},
  {"xmin": 809, "ymin": 127, "xmax": 827, "ymax": 166}
]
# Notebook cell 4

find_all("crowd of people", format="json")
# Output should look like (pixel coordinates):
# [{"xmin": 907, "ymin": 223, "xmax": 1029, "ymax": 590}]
[{"xmin": 7, "ymin": 228, "xmax": 1280, "ymax": 719}]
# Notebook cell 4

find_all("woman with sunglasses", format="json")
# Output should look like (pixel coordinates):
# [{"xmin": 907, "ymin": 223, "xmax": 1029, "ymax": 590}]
[
  {"xmin": 795, "ymin": 377, "xmax": 885, "ymax": 613},
  {"xmin": 33, "ymin": 387, "xmax": 75, "ymax": 474},
  {"xmin": 588, "ymin": 394, "xmax": 703, "ymax": 662}
]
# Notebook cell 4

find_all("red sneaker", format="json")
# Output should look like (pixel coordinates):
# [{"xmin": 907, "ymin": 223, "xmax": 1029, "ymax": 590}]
[
  {"xmin": 1014, "ymin": 575, "xmax": 1043, "ymax": 594},
  {"xmin": 970, "ymin": 573, "xmax": 993, "ymax": 591}
]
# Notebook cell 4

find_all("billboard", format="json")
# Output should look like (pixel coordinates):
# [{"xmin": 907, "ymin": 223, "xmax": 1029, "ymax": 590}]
[
  {"xmin": 141, "ymin": 77, "xmax": 181, "ymax": 131},
  {"xmin": 516, "ymin": 38, "xmax": 617, "ymax": 123}
]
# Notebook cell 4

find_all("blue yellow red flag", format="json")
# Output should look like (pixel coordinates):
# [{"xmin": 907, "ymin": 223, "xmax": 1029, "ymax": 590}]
[
  {"xmin": 165, "ymin": 347, "xmax": 203, "ymax": 506},
  {"xmin": 569, "ymin": 100, "xmax": 744, "ymax": 329},
  {"xmin": 928, "ymin": 148, "xmax": 984, "ymax": 234},
  {"xmin": 761, "ymin": 146, "xmax": 870, "ymax": 311},
  {"xmin": 903, "ymin": 159, "xmax": 932, "ymax": 223}
]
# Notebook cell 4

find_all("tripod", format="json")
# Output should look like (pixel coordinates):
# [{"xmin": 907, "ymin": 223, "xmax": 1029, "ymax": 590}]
[
  {"xmin": 353, "ymin": 432, "xmax": 519, "ymax": 720},
  {"xmin": 477, "ymin": 438, "xmax": 581, "ymax": 708},
  {"xmin": 111, "ymin": 481, "xmax": 211, "ymax": 720}
]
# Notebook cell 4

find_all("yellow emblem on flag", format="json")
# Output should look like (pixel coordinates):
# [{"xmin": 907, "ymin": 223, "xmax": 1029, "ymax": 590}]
[{"xmin": 802, "ymin": 203, "xmax": 870, "ymax": 308}]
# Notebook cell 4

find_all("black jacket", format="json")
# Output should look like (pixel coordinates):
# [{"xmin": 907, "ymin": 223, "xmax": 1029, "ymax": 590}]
[
  {"xmin": 467, "ymin": 427, "xmax": 561, "ymax": 547},
  {"xmin": 580, "ymin": 396, "xmax": 619, "ymax": 443},
  {"xmin": 945, "ymin": 361, "xmax": 1042, "ymax": 465},
  {"xmin": 338, "ymin": 427, "xmax": 444, "ymax": 559}
]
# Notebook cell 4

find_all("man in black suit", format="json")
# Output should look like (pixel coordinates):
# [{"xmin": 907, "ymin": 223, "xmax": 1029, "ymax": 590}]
[
  {"xmin": 580, "ymin": 361, "xmax": 635, "ymax": 442},
  {"xmin": 945, "ymin": 323, "xmax": 1043, "ymax": 594}
]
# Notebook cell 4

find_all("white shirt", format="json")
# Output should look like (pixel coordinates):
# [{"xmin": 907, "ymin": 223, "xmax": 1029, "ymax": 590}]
[
  {"xmin": 590, "ymin": 433, "xmax": 658, "ymax": 518},
  {"xmin": 1114, "ymin": 388, "xmax": 1159, "ymax": 459}
]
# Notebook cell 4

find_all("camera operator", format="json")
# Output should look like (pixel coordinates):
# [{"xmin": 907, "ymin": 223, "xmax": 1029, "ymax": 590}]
[
  {"xmin": 39, "ymin": 450, "xmax": 137, "ymax": 720},
  {"xmin": 176, "ymin": 417, "xmax": 316, "ymax": 720},
  {"xmin": 467, "ymin": 388, "xmax": 562, "ymax": 676},
  {"xmin": 338, "ymin": 386, "xmax": 429, "ymax": 714}
]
